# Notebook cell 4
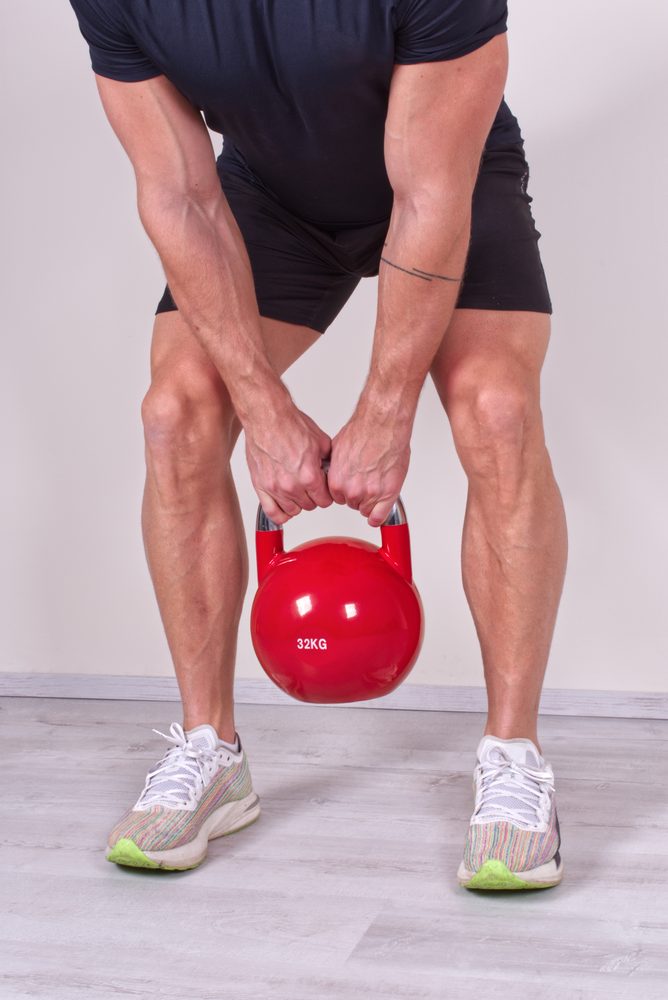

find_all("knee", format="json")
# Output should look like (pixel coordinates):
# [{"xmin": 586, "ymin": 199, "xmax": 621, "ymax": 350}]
[
  {"xmin": 141, "ymin": 362, "xmax": 240, "ymax": 461},
  {"xmin": 445, "ymin": 361, "xmax": 539, "ymax": 481}
]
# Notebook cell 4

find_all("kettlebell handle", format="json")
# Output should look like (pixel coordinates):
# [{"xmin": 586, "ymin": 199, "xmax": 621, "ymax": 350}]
[
  {"xmin": 254, "ymin": 458, "xmax": 413, "ymax": 583},
  {"xmin": 255, "ymin": 497, "xmax": 407, "ymax": 532}
]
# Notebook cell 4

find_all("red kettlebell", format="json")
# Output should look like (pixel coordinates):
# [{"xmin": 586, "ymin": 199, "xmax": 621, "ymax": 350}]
[{"xmin": 250, "ymin": 472, "xmax": 424, "ymax": 704}]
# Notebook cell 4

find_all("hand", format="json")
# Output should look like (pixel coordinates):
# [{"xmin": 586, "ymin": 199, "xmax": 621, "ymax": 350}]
[
  {"xmin": 327, "ymin": 411, "xmax": 411, "ymax": 527},
  {"xmin": 244, "ymin": 406, "xmax": 333, "ymax": 525}
]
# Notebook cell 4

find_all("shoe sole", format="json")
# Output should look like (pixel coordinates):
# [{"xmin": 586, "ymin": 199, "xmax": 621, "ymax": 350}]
[
  {"xmin": 457, "ymin": 856, "xmax": 563, "ymax": 890},
  {"xmin": 106, "ymin": 791, "xmax": 261, "ymax": 871}
]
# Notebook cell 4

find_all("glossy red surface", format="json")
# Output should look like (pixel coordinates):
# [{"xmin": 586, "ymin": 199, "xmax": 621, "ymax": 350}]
[{"xmin": 250, "ymin": 524, "xmax": 424, "ymax": 704}]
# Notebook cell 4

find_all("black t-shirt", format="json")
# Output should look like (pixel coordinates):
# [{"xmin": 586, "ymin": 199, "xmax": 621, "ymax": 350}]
[{"xmin": 69, "ymin": 0, "xmax": 521, "ymax": 225}]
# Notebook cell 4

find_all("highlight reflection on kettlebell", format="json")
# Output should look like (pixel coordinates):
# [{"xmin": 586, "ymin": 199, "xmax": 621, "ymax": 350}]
[{"xmin": 250, "ymin": 472, "xmax": 424, "ymax": 705}]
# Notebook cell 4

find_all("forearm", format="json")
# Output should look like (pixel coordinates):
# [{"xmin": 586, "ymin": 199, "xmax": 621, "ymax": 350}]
[
  {"xmin": 138, "ymin": 184, "xmax": 292, "ymax": 425},
  {"xmin": 358, "ymin": 191, "xmax": 471, "ymax": 428}
]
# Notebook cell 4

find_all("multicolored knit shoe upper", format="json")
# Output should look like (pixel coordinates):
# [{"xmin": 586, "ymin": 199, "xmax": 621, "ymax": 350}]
[
  {"xmin": 108, "ymin": 723, "xmax": 254, "ymax": 854},
  {"xmin": 463, "ymin": 736, "xmax": 560, "ymax": 874}
]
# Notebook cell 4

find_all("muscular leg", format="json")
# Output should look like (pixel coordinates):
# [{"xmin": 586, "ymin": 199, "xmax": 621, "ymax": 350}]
[
  {"xmin": 429, "ymin": 310, "xmax": 568, "ymax": 752},
  {"xmin": 141, "ymin": 310, "xmax": 321, "ymax": 742}
]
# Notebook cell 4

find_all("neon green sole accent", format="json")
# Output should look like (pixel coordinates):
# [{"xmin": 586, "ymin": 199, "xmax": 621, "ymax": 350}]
[
  {"xmin": 106, "ymin": 838, "xmax": 161, "ymax": 869},
  {"xmin": 106, "ymin": 838, "xmax": 204, "ymax": 871},
  {"xmin": 106, "ymin": 811, "xmax": 260, "ymax": 872},
  {"xmin": 463, "ymin": 859, "xmax": 550, "ymax": 891}
]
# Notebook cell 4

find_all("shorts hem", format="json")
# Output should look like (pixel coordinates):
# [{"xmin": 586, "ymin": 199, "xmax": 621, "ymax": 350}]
[
  {"xmin": 257, "ymin": 306, "xmax": 327, "ymax": 335},
  {"xmin": 455, "ymin": 302, "xmax": 553, "ymax": 315},
  {"xmin": 154, "ymin": 295, "xmax": 328, "ymax": 335}
]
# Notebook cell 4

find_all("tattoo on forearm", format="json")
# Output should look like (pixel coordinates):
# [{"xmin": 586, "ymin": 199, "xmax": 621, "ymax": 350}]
[{"xmin": 380, "ymin": 243, "xmax": 463, "ymax": 283}]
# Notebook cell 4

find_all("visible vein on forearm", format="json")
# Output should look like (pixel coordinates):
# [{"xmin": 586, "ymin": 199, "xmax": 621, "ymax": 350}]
[{"xmin": 380, "ymin": 247, "xmax": 462, "ymax": 283}]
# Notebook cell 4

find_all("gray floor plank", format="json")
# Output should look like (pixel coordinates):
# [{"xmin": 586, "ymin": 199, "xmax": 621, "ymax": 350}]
[{"xmin": 1, "ymin": 696, "xmax": 667, "ymax": 1000}]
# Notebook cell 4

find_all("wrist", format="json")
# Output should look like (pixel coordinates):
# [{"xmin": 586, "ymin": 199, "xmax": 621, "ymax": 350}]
[
  {"xmin": 229, "ymin": 365, "xmax": 294, "ymax": 429},
  {"xmin": 356, "ymin": 373, "xmax": 421, "ymax": 429}
]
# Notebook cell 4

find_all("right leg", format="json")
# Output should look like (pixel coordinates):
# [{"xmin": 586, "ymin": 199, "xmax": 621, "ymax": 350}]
[{"xmin": 141, "ymin": 309, "xmax": 321, "ymax": 741}]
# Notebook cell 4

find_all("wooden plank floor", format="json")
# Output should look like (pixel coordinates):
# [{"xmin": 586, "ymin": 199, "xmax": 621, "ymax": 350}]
[{"xmin": 1, "ymin": 696, "xmax": 667, "ymax": 999}]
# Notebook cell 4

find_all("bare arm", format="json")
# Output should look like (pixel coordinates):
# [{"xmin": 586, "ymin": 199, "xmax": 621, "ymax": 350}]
[
  {"xmin": 328, "ymin": 35, "xmax": 509, "ymax": 523},
  {"xmin": 93, "ymin": 73, "xmax": 286, "ymax": 424},
  {"xmin": 366, "ymin": 33, "xmax": 508, "ymax": 417},
  {"xmin": 91, "ymin": 73, "xmax": 331, "ymax": 520}
]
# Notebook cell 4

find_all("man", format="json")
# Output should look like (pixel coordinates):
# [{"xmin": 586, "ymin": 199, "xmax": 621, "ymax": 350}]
[{"xmin": 68, "ymin": 0, "xmax": 567, "ymax": 890}]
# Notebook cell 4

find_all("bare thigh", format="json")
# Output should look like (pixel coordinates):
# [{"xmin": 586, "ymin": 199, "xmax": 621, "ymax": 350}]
[
  {"xmin": 429, "ymin": 309, "xmax": 551, "ymax": 419},
  {"xmin": 147, "ymin": 310, "xmax": 322, "ymax": 438}
]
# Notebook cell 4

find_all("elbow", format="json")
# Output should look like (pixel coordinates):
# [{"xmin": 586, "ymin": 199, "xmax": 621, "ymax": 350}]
[
  {"xmin": 136, "ymin": 181, "xmax": 219, "ymax": 234},
  {"xmin": 390, "ymin": 153, "xmax": 482, "ymax": 210},
  {"xmin": 137, "ymin": 183, "xmax": 180, "ymax": 223},
  {"xmin": 391, "ymin": 183, "xmax": 472, "ymax": 236},
  {"xmin": 136, "ymin": 184, "xmax": 184, "ymax": 241}
]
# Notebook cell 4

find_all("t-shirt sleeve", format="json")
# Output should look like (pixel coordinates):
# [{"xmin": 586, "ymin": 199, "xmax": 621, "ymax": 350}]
[
  {"xmin": 394, "ymin": 0, "xmax": 508, "ymax": 64},
  {"xmin": 68, "ymin": 0, "xmax": 162, "ymax": 82}
]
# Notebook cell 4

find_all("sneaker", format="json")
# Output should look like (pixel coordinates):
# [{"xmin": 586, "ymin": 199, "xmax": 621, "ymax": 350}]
[
  {"xmin": 457, "ymin": 734, "xmax": 563, "ymax": 890},
  {"xmin": 106, "ymin": 721, "xmax": 261, "ymax": 870}
]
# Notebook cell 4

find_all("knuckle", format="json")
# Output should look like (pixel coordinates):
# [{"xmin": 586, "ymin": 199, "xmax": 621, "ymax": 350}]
[
  {"xmin": 299, "ymin": 470, "xmax": 321, "ymax": 491},
  {"xmin": 275, "ymin": 480, "xmax": 294, "ymax": 500},
  {"xmin": 265, "ymin": 506, "xmax": 285, "ymax": 525}
]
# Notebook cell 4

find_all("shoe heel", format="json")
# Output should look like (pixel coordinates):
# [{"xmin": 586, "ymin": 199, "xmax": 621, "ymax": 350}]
[{"xmin": 211, "ymin": 792, "xmax": 261, "ymax": 839}]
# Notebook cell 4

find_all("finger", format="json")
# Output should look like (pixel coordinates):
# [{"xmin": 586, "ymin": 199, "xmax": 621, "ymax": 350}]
[
  {"xmin": 342, "ymin": 481, "xmax": 365, "ymax": 510},
  {"xmin": 295, "ymin": 465, "xmax": 330, "ymax": 508},
  {"xmin": 296, "ymin": 488, "xmax": 317, "ymax": 511},
  {"xmin": 323, "ymin": 468, "xmax": 346, "ymax": 505},
  {"xmin": 278, "ymin": 496, "xmax": 303, "ymax": 518},
  {"xmin": 305, "ymin": 476, "xmax": 334, "ymax": 510},
  {"xmin": 358, "ymin": 495, "xmax": 381, "ymax": 519},
  {"xmin": 274, "ymin": 480, "xmax": 313, "ymax": 517},
  {"xmin": 257, "ymin": 489, "xmax": 300, "ymax": 525},
  {"xmin": 333, "ymin": 486, "xmax": 362, "ymax": 509},
  {"xmin": 257, "ymin": 489, "xmax": 288, "ymax": 525},
  {"xmin": 328, "ymin": 485, "xmax": 347, "ymax": 505},
  {"xmin": 305, "ymin": 472, "xmax": 333, "ymax": 508},
  {"xmin": 367, "ymin": 499, "xmax": 394, "ymax": 528},
  {"xmin": 306, "ymin": 486, "xmax": 333, "ymax": 509}
]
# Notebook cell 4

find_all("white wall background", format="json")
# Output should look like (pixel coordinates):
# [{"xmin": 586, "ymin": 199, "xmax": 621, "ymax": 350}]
[{"xmin": 1, "ymin": 1, "xmax": 666, "ymax": 692}]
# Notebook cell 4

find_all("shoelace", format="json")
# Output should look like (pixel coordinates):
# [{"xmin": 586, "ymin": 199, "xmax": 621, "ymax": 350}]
[
  {"xmin": 134, "ymin": 722, "xmax": 232, "ymax": 810},
  {"xmin": 474, "ymin": 749, "xmax": 555, "ymax": 828}
]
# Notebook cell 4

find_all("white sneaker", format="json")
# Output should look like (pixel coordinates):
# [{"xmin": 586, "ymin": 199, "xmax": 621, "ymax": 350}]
[
  {"xmin": 457, "ymin": 735, "xmax": 563, "ymax": 890},
  {"xmin": 106, "ymin": 722, "xmax": 261, "ymax": 870}
]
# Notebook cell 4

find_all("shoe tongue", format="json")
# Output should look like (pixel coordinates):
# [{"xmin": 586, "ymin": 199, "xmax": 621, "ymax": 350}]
[
  {"xmin": 474, "ymin": 736, "xmax": 545, "ymax": 826},
  {"xmin": 477, "ymin": 735, "xmax": 541, "ymax": 767},
  {"xmin": 184, "ymin": 724, "xmax": 220, "ymax": 751}
]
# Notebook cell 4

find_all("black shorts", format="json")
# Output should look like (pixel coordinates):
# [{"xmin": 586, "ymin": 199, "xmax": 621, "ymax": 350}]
[{"xmin": 155, "ymin": 142, "xmax": 552, "ymax": 334}]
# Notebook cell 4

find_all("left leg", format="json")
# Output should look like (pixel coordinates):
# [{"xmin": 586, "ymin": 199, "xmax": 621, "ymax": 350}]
[{"xmin": 429, "ymin": 308, "xmax": 568, "ymax": 751}]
